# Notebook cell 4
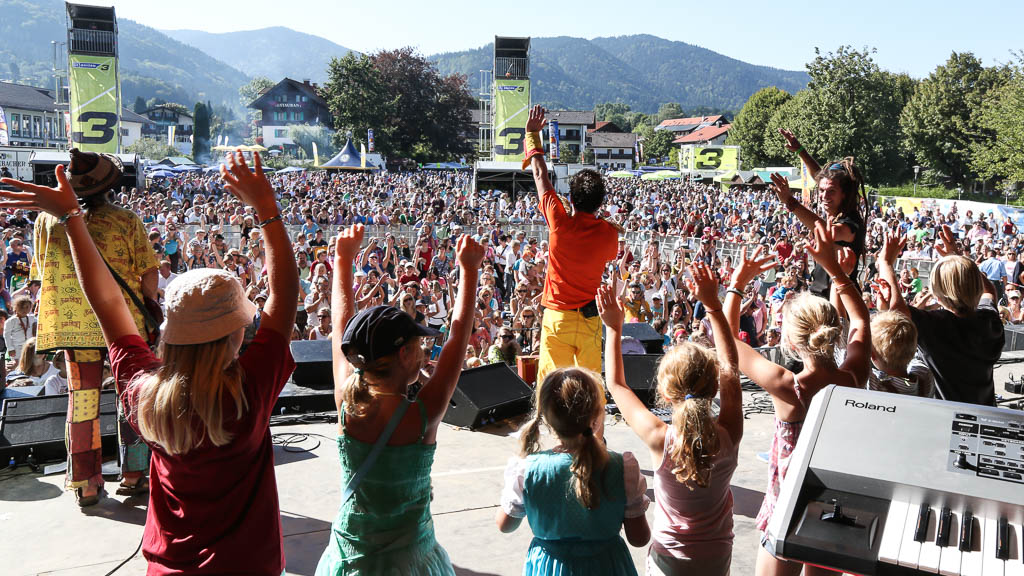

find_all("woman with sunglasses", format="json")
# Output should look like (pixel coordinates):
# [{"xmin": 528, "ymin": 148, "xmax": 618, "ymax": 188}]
[{"xmin": 773, "ymin": 130, "xmax": 868, "ymax": 288}]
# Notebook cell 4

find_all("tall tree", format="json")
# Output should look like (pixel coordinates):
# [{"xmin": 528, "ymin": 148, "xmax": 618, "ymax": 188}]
[
  {"xmin": 900, "ymin": 52, "xmax": 1009, "ymax": 186},
  {"xmin": 971, "ymin": 66, "xmax": 1024, "ymax": 183},
  {"xmin": 726, "ymin": 87, "xmax": 792, "ymax": 167},
  {"xmin": 322, "ymin": 48, "xmax": 474, "ymax": 162},
  {"xmin": 765, "ymin": 47, "xmax": 915, "ymax": 185},
  {"xmin": 192, "ymin": 102, "xmax": 211, "ymax": 163},
  {"xmin": 133, "ymin": 96, "xmax": 148, "ymax": 114},
  {"xmin": 656, "ymin": 102, "xmax": 685, "ymax": 124},
  {"xmin": 239, "ymin": 76, "xmax": 275, "ymax": 143}
]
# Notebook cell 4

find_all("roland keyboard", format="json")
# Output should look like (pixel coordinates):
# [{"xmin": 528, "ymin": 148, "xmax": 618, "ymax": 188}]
[{"xmin": 764, "ymin": 386, "xmax": 1024, "ymax": 575}]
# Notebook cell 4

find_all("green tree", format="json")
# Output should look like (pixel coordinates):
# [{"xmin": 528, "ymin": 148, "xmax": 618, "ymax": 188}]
[
  {"xmin": 288, "ymin": 125, "xmax": 336, "ymax": 161},
  {"xmin": 126, "ymin": 137, "xmax": 180, "ymax": 160},
  {"xmin": 971, "ymin": 66, "xmax": 1024, "ymax": 182},
  {"xmin": 133, "ymin": 96, "xmax": 147, "ymax": 114},
  {"xmin": 727, "ymin": 87, "xmax": 792, "ymax": 167},
  {"xmin": 635, "ymin": 124, "xmax": 675, "ymax": 161},
  {"xmin": 558, "ymin": 143, "xmax": 579, "ymax": 163},
  {"xmin": 8, "ymin": 62, "xmax": 19, "ymax": 82},
  {"xmin": 900, "ymin": 52, "xmax": 1009, "ymax": 186},
  {"xmin": 595, "ymin": 102, "xmax": 632, "ymax": 121},
  {"xmin": 764, "ymin": 47, "xmax": 914, "ymax": 185},
  {"xmin": 192, "ymin": 102, "xmax": 211, "ymax": 163},
  {"xmin": 656, "ymin": 102, "xmax": 685, "ymax": 124},
  {"xmin": 239, "ymin": 76, "xmax": 275, "ymax": 144},
  {"xmin": 322, "ymin": 48, "xmax": 475, "ymax": 162}
]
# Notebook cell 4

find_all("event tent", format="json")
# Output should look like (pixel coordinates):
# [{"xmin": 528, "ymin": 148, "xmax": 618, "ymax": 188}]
[{"xmin": 319, "ymin": 140, "xmax": 379, "ymax": 171}]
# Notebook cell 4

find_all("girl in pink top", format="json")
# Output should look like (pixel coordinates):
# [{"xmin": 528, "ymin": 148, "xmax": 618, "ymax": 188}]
[{"xmin": 597, "ymin": 261, "xmax": 743, "ymax": 576}]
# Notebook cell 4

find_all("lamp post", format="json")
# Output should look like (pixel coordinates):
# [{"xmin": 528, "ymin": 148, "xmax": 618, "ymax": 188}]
[{"xmin": 913, "ymin": 165, "xmax": 921, "ymax": 196}]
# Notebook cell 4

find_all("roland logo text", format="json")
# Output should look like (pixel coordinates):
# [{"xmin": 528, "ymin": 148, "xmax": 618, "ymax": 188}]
[{"xmin": 844, "ymin": 399, "xmax": 896, "ymax": 412}]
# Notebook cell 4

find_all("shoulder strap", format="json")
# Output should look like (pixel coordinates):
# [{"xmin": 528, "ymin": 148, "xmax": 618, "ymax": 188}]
[
  {"xmin": 341, "ymin": 398, "xmax": 411, "ymax": 504},
  {"xmin": 100, "ymin": 255, "xmax": 159, "ymax": 333}
]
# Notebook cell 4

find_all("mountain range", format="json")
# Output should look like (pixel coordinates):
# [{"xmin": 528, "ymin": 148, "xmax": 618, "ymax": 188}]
[{"xmin": 0, "ymin": 0, "xmax": 809, "ymax": 117}]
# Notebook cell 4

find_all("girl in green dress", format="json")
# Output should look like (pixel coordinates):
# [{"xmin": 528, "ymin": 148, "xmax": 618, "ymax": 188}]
[{"xmin": 317, "ymin": 224, "xmax": 485, "ymax": 575}]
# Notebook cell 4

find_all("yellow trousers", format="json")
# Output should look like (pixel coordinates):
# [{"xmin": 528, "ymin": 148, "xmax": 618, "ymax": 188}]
[{"xmin": 536, "ymin": 308, "xmax": 603, "ymax": 386}]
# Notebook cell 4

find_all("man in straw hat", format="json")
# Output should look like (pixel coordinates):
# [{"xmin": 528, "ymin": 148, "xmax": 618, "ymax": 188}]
[{"xmin": 30, "ymin": 148, "xmax": 159, "ymax": 506}]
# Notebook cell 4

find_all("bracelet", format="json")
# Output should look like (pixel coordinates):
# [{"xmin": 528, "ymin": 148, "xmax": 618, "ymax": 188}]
[
  {"xmin": 726, "ymin": 288, "xmax": 745, "ymax": 298},
  {"xmin": 58, "ymin": 207, "xmax": 83, "ymax": 225},
  {"xmin": 705, "ymin": 307, "xmax": 722, "ymax": 314},
  {"xmin": 258, "ymin": 214, "xmax": 283, "ymax": 228},
  {"xmin": 795, "ymin": 145, "xmax": 804, "ymax": 155},
  {"xmin": 523, "ymin": 131, "xmax": 544, "ymax": 154}
]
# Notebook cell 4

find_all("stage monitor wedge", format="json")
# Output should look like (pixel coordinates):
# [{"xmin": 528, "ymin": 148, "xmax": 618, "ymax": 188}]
[{"xmin": 443, "ymin": 363, "xmax": 532, "ymax": 429}]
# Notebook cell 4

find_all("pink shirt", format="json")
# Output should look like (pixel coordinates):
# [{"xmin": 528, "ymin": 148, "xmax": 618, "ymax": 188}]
[{"xmin": 651, "ymin": 425, "xmax": 738, "ymax": 559}]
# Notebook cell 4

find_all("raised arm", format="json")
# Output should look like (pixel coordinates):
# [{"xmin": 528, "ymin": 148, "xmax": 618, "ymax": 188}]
[
  {"xmin": 724, "ymin": 246, "xmax": 790, "ymax": 393},
  {"xmin": 597, "ymin": 284, "xmax": 666, "ymax": 454},
  {"xmin": 331, "ymin": 224, "xmax": 364, "ymax": 406},
  {"xmin": 420, "ymin": 236, "xmax": 485, "ymax": 421},
  {"xmin": 523, "ymin": 105, "xmax": 553, "ymax": 202},
  {"xmin": 807, "ymin": 222, "xmax": 871, "ymax": 387},
  {"xmin": 1, "ymin": 166, "xmax": 137, "ymax": 344},
  {"xmin": 220, "ymin": 152, "xmax": 296, "ymax": 339},
  {"xmin": 877, "ymin": 228, "xmax": 910, "ymax": 317},
  {"xmin": 691, "ymin": 262, "xmax": 742, "ymax": 444},
  {"xmin": 779, "ymin": 129, "xmax": 821, "ymax": 179}
]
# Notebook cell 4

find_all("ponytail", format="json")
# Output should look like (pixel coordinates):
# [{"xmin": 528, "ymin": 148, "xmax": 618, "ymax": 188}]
[
  {"xmin": 341, "ymin": 355, "xmax": 396, "ymax": 417},
  {"xmin": 657, "ymin": 343, "xmax": 721, "ymax": 489},
  {"xmin": 570, "ymin": 427, "xmax": 607, "ymax": 509},
  {"xmin": 518, "ymin": 414, "xmax": 543, "ymax": 457}
]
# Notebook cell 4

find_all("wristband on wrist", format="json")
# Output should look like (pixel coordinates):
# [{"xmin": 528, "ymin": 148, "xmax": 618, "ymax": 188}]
[
  {"xmin": 258, "ymin": 214, "xmax": 283, "ymax": 228},
  {"xmin": 523, "ymin": 131, "xmax": 543, "ymax": 152},
  {"xmin": 58, "ymin": 207, "xmax": 83, "ymax": 225},
  {"xmin": 795, "ymin": 145, "xmax": 804, "ymax": 155},
  {"xmin": 726, "ymin": 288, "xmax": 745, "ymax": 298},
  {"xmin": 705, "ymin": 307, "xmax": 723, "ymax": 314}
]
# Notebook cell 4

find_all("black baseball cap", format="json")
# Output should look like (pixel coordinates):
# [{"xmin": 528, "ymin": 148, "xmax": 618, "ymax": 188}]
[{"xmin": 341, "ymin": 306, "xmax": 441, "ymax": 363}]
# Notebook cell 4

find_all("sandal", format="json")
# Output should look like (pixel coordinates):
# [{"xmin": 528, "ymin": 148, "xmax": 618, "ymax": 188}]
[
  {"xmin": 116, "ymin": 477, "xmax": 149, "ymax": 497},
  {"xmin": 76, "ymin": 487, "xmax": 103, "ymax": 508}
]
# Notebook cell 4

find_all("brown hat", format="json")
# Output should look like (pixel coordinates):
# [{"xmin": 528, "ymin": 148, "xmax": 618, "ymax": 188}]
[
  {"xmin": 161, "ymin": 269, "xmax": 257, "ymax": 345},
  {"xmin": 68, "ymin": 148, "xmax": 122, "ymax": 197}
]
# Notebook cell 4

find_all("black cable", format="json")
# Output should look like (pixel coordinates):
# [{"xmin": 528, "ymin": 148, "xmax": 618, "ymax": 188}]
[
  {"xmin": 102, "ymin": 534, "xmax": 143, "ymax": 576},
  {"xmin": 271, "ymin": 431, "xmax": 336, "ymax": 453}
]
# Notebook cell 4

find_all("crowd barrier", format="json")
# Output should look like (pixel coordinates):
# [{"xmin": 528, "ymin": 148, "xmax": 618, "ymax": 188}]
[{"xmin": 164, "ymin": 223, "xmax": 933, "ymax": 286}]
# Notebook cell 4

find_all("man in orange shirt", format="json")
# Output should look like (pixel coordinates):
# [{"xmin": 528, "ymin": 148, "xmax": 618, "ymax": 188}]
[{"xmin": 522, "ymin": 105, "xmax": 619, "ymax": 383}]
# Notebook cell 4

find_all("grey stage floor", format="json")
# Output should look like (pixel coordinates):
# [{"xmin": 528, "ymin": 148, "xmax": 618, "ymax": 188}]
[{"xmin": 2, "ymin": 359, "xmax": 1022, "ymax": 575}]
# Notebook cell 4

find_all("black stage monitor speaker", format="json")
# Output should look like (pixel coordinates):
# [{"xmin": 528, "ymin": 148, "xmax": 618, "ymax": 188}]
[
  {"xmin": 0, "ymin": 391, "xmax": 118, "ymax": 462},
  {"xmin": 619, "ymin": 354, "xmax": 664, "ymax": 407},
  {"xmin": 290, "ymin": 340, "xmax": 333, "ymax": 390},
  {"xmin": 621, "ymin": 323, "xmax": 665, "ymax": 354},
  {"xmin": 1004, "ymin": 324, "xmax": 1024, "ymax": 352},
  {"xmin": 443, "ymin": 363, "xmax": 533, "ymax": 429}
]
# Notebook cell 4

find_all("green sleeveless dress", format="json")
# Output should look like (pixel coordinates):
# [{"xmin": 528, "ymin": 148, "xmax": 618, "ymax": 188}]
[{"xmin": 316, "ymin": 400, "xmax": 455, "ymax": 576}]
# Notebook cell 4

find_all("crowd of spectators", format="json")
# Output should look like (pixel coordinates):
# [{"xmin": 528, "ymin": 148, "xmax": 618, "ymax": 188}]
[{"xmin": 1, "ymin": 166, "xmax": 1021, "ymax": 384}]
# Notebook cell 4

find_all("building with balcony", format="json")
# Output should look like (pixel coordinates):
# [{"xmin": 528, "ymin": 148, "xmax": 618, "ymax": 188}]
[
  {"xmin": 543, "ymin": 110, "xmax": 595, "ymax": 157},
  {"xmin": 0, "ymin": 81, "xmax": 69, "ymax": 149},
  {"xmin": 590, "ymin": 132, "xmax": 638, "ymax": 170},
  {"xmin": 141, "ymin": 104, "xmax": 194, "ymax": 155},
  {"xmin": 248, "ymin": 78, "xmax": 333, "ymax": 150}
]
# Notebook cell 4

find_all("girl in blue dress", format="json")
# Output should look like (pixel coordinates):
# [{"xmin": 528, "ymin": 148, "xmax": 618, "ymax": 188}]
[{"xmin": 496, "ymin": 366, "xmax": 651, "ymax": 575}]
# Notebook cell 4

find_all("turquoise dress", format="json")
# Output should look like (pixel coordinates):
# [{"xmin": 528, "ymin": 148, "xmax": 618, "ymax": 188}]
[
  {"xmin": 520, "ymin": 451, "xmax": 638, "ymax": 576},
  {"xmin": 316, "ymin": 400, "xmax": 454, "ymax": 576}
]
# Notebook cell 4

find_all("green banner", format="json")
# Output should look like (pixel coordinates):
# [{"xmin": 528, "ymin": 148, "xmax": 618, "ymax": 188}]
[
  {"xmin": 679, "ymin": 145, "xmax": 740, "ymax": 172},
  {"xmin": 69, "ymin": 54, "xmax": 120, "ymax": 153},
  {"xmin": 493, "ymin": 78, "xmax": 530, "ymax": 163}
]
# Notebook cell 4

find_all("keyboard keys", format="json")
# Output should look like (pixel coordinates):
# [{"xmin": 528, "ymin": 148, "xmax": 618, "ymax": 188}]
[
  {"xmin": 937, "ymin": 507, "xmax": 953, "ymax": 548},
  {"xmin": 939, "ymin": 509, "xmax": 963, "ymax": 576},
  {"xmin": 879, "ymin": 499, "xmax": 909, "ymax": 565},
  {"xmin": 917, "ymin": 503, "xmax": 933, "ymax": 542},
  {"xmin": 919, "ymin": 505, "xmax": 943, "ymax": 572},
  {"xmin": 1006, "ymin": 521, "xmax": 1023, "ymax": 576},
  {"xmin": 900, "ymin": 501, "xmax": 926, "ymax": 568},
  {"xmin": 998, "ymin": 518, "xmax": 1011, "ymax": 561},
  {"xmin": 982, "ymin": 516, "xmax": 1003, "ymax": 576},
  {"xmin": 961, "ymin": 512, "xmax": 985, "ymax": 576}
]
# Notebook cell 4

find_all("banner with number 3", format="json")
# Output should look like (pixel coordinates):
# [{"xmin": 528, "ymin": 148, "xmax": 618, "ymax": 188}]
[{"xmin": 69, "ymin": 54, "xmax": 120, "ymax": 154}]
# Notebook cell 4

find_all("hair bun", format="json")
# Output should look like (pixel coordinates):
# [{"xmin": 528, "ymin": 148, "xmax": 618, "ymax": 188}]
[{"xmin": 807, "ymin": 325, "xmax": 841, "ymax": 355}]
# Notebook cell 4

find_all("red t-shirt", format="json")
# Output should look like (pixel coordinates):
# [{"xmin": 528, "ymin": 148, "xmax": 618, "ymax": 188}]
[
  {"xmin": 109, "ymin": 328, "xmax": 296, "ymax": 576},
  {"xmin": 538, "ymin": 190, "xmax": 618, "ymax": 310}
]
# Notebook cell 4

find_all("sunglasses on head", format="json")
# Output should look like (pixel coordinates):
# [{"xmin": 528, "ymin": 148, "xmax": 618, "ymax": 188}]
[{"xmin": 501, "ymin": 334, "xmax": 514, "ymax": 340}]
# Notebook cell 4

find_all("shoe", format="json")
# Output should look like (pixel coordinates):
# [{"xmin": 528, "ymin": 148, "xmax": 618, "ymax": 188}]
[
  {"xmin": 116, "ymin": 477, "xmax": 149, "ymax": 497},
  {"xmin": 76, "ymin": 487, "xmax": 103, "ymax": 507}
]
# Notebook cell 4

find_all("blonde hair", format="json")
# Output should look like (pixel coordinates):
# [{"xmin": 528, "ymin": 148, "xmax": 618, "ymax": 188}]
[
  {"xmin": 131, "ymin": 335, "xmax": 247, "ymax": 455},
  {"xmin": 12, "ymin": 296, "xmax": 32, "ymax": 315},
  {"xmin": 519, "ymin": 368, "xmax": 609, "ymax": 509},
  {"xmin": 929, "ymin": 255, "xmax": 983, "ymax": 316},
  {"xmin": 871, "ymin": 311, "xmax": 918, "ymax": 372},
  {"xmin": 16, "ymin": 337, "xmax": 39, "ymax": 375},
  {"xmin": 656, "ymin": 343, "xmax": 720, "ymax": 488},
  {"xmin": 340, "ymin": 338, "xmax": 418, "ymax": 417},
  {"xmin": 782, "ymin": 292, "xmax": 843, "ymax": 361}
]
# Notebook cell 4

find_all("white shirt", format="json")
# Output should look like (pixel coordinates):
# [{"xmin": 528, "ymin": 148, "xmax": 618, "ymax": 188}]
[{"xmin": 4, "ymin": 315, "xmax": 36, "ymax": 362}]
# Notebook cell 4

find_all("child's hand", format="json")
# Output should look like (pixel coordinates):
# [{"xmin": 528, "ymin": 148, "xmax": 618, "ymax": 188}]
[
  {"xmin": 730, "ymin": 246, "xmax": 776, "ymax": 289},
  {"xmin": 596, "ymin": 285, "xmax": 624, "ymax": 330},
  {"xmin": 456, "ymin": 235, "xmax": 485, "ymax": 271},
  {"xmin": 220, "ymin": 151, "xmax": 277, "ymax": 218},
  {"xmin": 335, "ymin": 224, "xmax": 365, "ymax": 262},
  {"xmin": 838, "ymin": 247, "xmax": 857, "ymax": 276},
  {"xmin": 806, "ymin": 221, "xmax": 842, "ymax": 277},
  {"xmin": 880, "ymin": 229, "xmax": 906, "ymax": 266},
  {"xmin": 686, "ymin": 262, "xmax": 721, "ymax": 309},
  {"xmin": 0, "ymin": 164, "xmax": 79, "ymax": 218}
]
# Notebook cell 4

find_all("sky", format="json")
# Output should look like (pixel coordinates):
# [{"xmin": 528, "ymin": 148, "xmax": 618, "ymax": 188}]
[{"xmin": 79, "ymin": 0, "xmax": 1022, "ymax": 77}]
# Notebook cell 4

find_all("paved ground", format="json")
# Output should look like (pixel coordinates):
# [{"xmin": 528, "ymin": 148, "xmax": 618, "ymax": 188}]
[{"xmin": 2, "ymin": 361, "xmax": 1022, "ymax": 575}]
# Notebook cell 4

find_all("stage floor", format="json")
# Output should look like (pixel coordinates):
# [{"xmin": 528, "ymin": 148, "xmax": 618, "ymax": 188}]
[{"xmin": 3, "ymin": 361, "xmax": 1022, "ymax": 575}]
